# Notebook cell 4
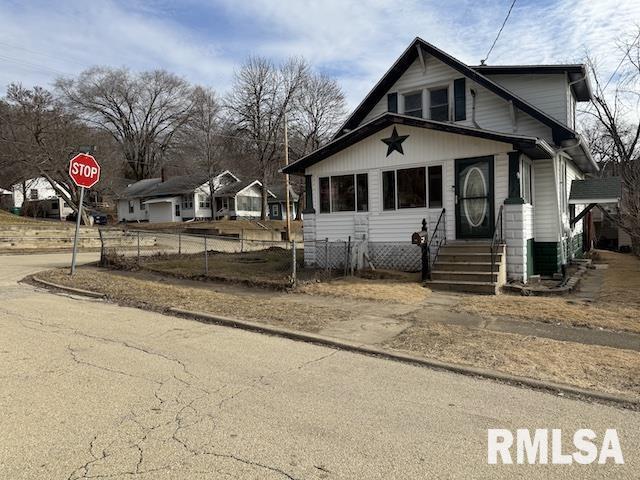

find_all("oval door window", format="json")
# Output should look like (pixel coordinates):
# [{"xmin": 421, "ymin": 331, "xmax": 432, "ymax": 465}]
[{"xmin": 463, "ymin": 166, "xmax": 487, "ymax": 227}]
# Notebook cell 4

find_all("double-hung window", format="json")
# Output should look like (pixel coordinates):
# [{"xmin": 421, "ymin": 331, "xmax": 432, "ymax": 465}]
[
  {"xmin": 429, "ymin": 87, "xmax": 449, "ymax": 121},
  {"xmin": 318, "ymin": 174, "xmax": 368, "ymax": 213},
  {"xmin": 403, "ymin": 91, "xmax": 422, "ymax": 118},
  {"xmin": 383, "ymin": 166, "xmax": 443, "ymax": 210},
  {"xmin": 521, "ymin": 160, "xmax": 533, "ymax": 205}
]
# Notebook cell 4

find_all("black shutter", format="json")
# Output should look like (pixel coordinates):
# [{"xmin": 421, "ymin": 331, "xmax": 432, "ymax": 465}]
[
  {"xmin": 454, "ymin": 78, "xmax": 466, "ymax": 121},
  {"xmin": 387, "ymin": 92, "xmax": 398, "ymax": 113}
]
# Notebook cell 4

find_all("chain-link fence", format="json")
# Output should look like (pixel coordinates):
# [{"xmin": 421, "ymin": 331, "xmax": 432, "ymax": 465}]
[
  {"xmin": 98, "ymin": 229, "xmax": 301, "ymax": 288},
  {"xmin": 301, "ymin": 238, "xmax": 423, "ymax": 282}
]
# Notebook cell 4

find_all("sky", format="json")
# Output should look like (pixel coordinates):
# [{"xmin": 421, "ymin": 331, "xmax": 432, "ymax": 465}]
[{"xmin": 0, "ymin": 0, "xmax": 638, "ymax": 109}]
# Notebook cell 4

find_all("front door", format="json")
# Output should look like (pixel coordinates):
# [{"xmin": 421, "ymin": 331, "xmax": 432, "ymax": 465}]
[{"xmin": 455, "ymin": 156, "xmax": 494, "ymax": 239}]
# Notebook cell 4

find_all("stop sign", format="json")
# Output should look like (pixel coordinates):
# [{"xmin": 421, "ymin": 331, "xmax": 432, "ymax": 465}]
[{"xmin": 69, "ymin": 153, "xmax": 101, "ymax": 188}]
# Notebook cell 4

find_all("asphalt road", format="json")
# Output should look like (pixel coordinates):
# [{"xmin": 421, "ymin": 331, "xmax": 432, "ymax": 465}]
[{"xmin": 0, "ymin": 253, "xmax": 638, "ymax": 479}]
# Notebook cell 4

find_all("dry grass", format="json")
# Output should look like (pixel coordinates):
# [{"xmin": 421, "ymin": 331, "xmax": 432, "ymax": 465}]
[
  {"xmin": 455, "ymin": 250, "xmax": 640, "ymax": 334},
  {"xmin": 300, "ymin": 277, "xmax": 429, "ymax": 304},
  {"xmin": 0, "ymin": 210, "xmax": 40, "ymax": 225},
  {"xmin": 386, "ymin": 321, "xmax": 640, "ymax": 399},
  {"xmin": 38, "ymin": 267, "xmax": 351, "ymax": 333},
  {"xmin": 138, "ymin": 248, "xmax": 298, "ymax": 287}
]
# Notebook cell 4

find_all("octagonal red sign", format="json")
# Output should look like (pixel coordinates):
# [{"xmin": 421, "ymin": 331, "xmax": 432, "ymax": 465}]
[{"xmin": 69, "ymin": 153, "xmax": 101, "ymax": 188}]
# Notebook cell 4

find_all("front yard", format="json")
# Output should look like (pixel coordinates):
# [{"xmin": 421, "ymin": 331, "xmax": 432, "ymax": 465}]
[{"xmin": 35, "ymin": 249, "xmax": 640, "ymax": 401}]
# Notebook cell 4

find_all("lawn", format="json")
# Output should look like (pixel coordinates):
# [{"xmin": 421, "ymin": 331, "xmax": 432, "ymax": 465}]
[
  {"xmin": 454, "ymin": 250, "xmax": 640, "ymax": 334},
  {"xmin": 109, "ymin": 247, "xmax": 302, "ymax": 288},
  {"xmin": 0, "ymin": 209, "xmax": 41, "ymax": 225}
]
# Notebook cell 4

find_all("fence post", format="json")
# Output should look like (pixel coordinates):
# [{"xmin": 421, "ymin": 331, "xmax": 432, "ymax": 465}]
[
  {"xmin": 178, "ymin": 232, "xmax": 182, "ymax": 255},
  {"xmin": 344, "ymin": 236, "xmax": 351, "ymax": 276},
  {"xmin": 291, "ymin": 239, "xmax": 297, "ymax": 287},
  {"xmin": 325, "ymin": 238, "xmax": 329, "ymax": 271},
  {"xmin": 241, "ymin": 229, "xmax": 244, "ymax": 253},
  {"xmin": 204, "ymin": 234, "xmax": 208, "ymax": 276},
  {"xmin": 137, "ymin": 231, "xmax": 140, "ymax": 265},
  {"xmin": 98, "ymin": 228, "xmax": 104, "ymax": 266}
]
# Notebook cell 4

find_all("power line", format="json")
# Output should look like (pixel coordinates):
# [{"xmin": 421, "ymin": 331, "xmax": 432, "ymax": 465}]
[
  {"xmin": 481, "ymin": 0, "xmax": 517, "ymax": 65},
  {"xmin": 602, "ymin": 29, "xmax": 640, "ymax": 92}
]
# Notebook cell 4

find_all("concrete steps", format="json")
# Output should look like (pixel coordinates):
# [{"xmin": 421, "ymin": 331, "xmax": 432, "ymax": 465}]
[{"xmin": 425, "ymin": 241, "xmax": 506, "ymax": 295}]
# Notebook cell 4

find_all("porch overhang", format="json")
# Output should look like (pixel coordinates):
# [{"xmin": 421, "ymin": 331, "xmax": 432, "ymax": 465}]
[
  {"xmin": 282, "ymin": 113, "xmax": 555, "ymax": 175},
  {"xmin": 569, "ymin": 177, "xmax": 621, "ymax": 205},
  {"xmin": 143, "ymin": 196, "xmax": 179, "ymax": 205}
]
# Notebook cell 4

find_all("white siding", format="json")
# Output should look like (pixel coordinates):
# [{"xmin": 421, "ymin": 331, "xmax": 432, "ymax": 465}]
[
  {"xmin": 308, "ymin": 125, "xmax": 513, "ymax": 243},
  {"xmin": 486, "ymin": 74, "xmax": 569, "ymax": 125},
  {"xmin": 533, "ymin": 159, "xmax": 559, "ymax": 242},
  {"xmin": 358, "ymin": 56, "xmax": 555, "ymax": 143}
]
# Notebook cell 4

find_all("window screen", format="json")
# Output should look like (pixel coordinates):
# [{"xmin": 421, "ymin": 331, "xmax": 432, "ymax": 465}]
[
  {"xmin": 356, "ymin": 174, "xmax": 368, "ymax": 212},
  {"xmin": 428, "ymin": 165, "xmax": 443, "ymax": 208},
  {"xmin": 403, "ymin": 92, "xmax": 422, "ymax": 118},
  {"xmin": 430, "ymin": 88, "xmax": 449, "ymax": 121},
  {"xmin": 319, "ymin": 177, "xmax": 330, "ymax": 213},
  {"xmin": 330, "ymin": 175, "xmax": 355, "ymax": 212},
  {"xmin": 382, "ymin": 171, "xmax": 396, "ymax": 210}
]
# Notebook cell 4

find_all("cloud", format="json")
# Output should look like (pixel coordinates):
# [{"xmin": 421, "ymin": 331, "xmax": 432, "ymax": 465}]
[{"xmin": 0, "ymin": 0, "xmax": 638, "ymax": 110}]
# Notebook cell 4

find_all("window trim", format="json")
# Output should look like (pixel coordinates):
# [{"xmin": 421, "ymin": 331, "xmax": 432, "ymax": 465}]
[
  {"xmin": 380, "ymin": 162, "xmax": 444, "ymax": 211},
  {"xmin": 521, "ymin": 157, "xmax": 534, "ymax": 205},
  {"xmin": 317, "ymin": 171, "xmax": 369, "ymax": 215}
]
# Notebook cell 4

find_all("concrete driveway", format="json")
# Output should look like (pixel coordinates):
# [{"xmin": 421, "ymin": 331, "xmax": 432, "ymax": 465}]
[{"xmin": 0, "ymin": 253, "xmax": 639, "ymax": 479}]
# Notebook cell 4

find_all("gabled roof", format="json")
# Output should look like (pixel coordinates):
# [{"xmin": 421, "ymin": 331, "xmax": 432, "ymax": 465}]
[
  {"xmin": 214, "ymin": 179, "xmax": 277, "ymax": 198},
  {"xmin": 569, "ymin": 176, "xmax": 622, "ymax": 204},
  {"xmin": 335, "ymin": 37, "xmax": 581, "ymax": 145},
  {"xmin": 472, "ymin": 64, "xmax": 592, "ymax": 101},
  {"xmin": 119, "ymin": 171, "xmax": 237, "ymax": 199},
  {"xmin": 284, "ymin": 113, "xmax": 556, "ymax": 175},
  {"xmin": 267, "ymin": 185, "xmax": 300, "ymax": 202}
]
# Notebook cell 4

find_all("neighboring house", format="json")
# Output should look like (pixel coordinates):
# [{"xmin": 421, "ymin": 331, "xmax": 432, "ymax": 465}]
[
  {"xmin": 283, "ymin": 37, "xmax": 598, "ymax": 293},
  {"xmin": 569, "ymin": 176, "xmax": 631, "ymax": 251},
  {"xmin": 0, "ymin": 187, "xmax": 12, "ymax": 210},
  {"xmin": 267, "ymin": 185, "xmax": 300, "ymax": 220},
  {"xmin": 212, "ymin": 180, "xmax": 275, "ymax": 220},
  {"xmin": 10, "ymin": 177, "xmax": 73, "ymax": 220},
  {"xmin": 117, "ymin": 171, "xmax": 238, "ymax": 223}
]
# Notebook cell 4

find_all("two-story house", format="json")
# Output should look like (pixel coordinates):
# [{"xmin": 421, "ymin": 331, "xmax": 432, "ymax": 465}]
[{"xmin": 283, "ymin": 37, "xmax": 597, "ymax": 293}]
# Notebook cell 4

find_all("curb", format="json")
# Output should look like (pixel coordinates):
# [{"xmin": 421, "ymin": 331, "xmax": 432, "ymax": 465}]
[
  {"xmin": 30, "ymin": 276, "xmax": 639, "ymax": 410},
  {"xmin": 31, "ymin": 276, "xmax": 107, "ymax": 299},
  {"xmin": 168, "ymin": 307, "xmax": 639, "ymax": 410}
]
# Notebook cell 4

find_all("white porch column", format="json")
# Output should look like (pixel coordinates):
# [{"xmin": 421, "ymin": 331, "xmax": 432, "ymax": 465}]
[
  {"xmin": 504, "ymin": 203, "xmax": 533, "ymax": 282},
  {"xmin": 303, "ymin": 213, "xmax": 317, "ymax": 266}
]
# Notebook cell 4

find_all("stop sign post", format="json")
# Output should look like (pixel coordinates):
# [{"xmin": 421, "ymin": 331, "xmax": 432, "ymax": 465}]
[{"xmin": 69, "ymin": 153, "xmax": 101, "ymax": 275}]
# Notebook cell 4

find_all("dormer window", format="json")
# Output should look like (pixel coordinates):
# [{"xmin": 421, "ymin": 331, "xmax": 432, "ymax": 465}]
[
  {"xmin": 429, "ymin": 87, "xmax": 449, "ymax": 121},
  {"xmin": 403, "ymin": 91, "xmax": 422, "ymax": 118}
]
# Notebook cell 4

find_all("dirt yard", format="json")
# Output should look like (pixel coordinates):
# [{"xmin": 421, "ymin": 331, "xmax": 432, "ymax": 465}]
[
  {"xmin": 0, "ymin": 210, "xmax": 42, "ymax": 225},
  {"xmin": 454, "ymin": 250, "xmax": 640, "ymax": 334}
]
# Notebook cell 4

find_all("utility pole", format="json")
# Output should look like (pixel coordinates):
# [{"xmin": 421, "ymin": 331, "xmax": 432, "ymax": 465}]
[{"xmin": 284, "ymin": 113, "xmax": 292, "ymax": 242}]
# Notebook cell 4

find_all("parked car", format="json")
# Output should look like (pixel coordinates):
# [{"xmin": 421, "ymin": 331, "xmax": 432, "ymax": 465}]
[{"xmin": 66, "ymin": 209, "xmax": 108, "ymax": 225}]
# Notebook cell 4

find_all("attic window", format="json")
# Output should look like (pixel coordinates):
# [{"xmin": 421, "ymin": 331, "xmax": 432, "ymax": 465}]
[
  {"xmin": 429, "ymin": 87, "xmax": 449, "ymax": 121},
  {"xmin": 403, "ymin": 92, "xmax": 422, "ymax": 118}
]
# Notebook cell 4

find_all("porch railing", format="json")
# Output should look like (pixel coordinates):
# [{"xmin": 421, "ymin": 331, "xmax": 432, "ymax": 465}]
[
  {"xmin": 427, "ymin": 208, "xmax": 446, "ymax": 279},
  {"xmin": 490, "ymin": 205, "xmax": 505, "ymax": 282}
]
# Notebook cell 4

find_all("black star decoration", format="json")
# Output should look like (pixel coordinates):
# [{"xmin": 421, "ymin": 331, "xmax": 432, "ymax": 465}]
[{"xmin": 381, "ymin": 126, "xmax": 409, "ymax": 156}]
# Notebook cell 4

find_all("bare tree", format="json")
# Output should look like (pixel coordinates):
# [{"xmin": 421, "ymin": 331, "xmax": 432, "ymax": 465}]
[
  {"xmin": 226, "ymin": 56, "xmax": 308, "ymax": 220},
  {"xmin": 56, "ymin": 67, "xmax": 195, "ymax": 180},
  {"xmin": 0, "ymin": 84, "xmax": 94, "ymax": 223},
  {"xmin": 583, "ymin": 28, "xmax": 640, "ymax": 254}
]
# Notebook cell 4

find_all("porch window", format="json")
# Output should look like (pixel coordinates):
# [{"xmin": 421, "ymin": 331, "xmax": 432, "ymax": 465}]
[
  {"xmin": 397, "ymin": 167, "xmax": 426, "ymax": 208},
  {"xmin": 319, "ymin": 177, "xmax": 330, "ymax": 213},
  {"xmin": 30, "ymin": 189, "xmax": 38, "ymax": 200},
  {"xmin": 403, "ymin": 91, "xmax": 422, "ymax": 118},
  {"xmin": 429, "ymin": 87, "xmax": 449, "ymax": 121},
  {"xmin": 428, "ymin": 165, "xmax": 443, "ymax": 208},
  {"xmin": 198, "ymin": 194, "xmax": 210, "ymax": 208},
  {"xmin": 271, "ymin": 203, "xmax": 279, "ymax": 217},
  {"xmin": 128, "ymin": 201, "xmax": 134, "ymax": 214},
  {"xmin": 319, "ymin": 174, "xmax": 368, "ymax": 213},
  {"xmin": 382, "ymin": 171, "xmax": 395, "ymax": 210},
  {"xmin": 175, "ymin": 204, "xmax": 181, "ymax": 217},
  {"xmin": 139, "ymin": 199, "xmax": 146, "ymax": 211},
  {"xmin": 182, "ymin": 195, "xmax": 193, "ymax": 209}
]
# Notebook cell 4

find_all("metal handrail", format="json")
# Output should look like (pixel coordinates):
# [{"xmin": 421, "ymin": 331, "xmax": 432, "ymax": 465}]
[
  {"xmin": 427, "ymin": 208, "xmax": 446, "ymax": 279},
  {"xmin": 490, "ymin": 205, "xmax": 505, "ymax": 283}
]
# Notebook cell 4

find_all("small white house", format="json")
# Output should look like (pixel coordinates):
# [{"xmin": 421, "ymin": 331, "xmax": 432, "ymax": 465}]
[
  {"xmin": 283, "ymin": 37, "xmax": 598, "ymax": 293},
  {"xmin": 117, "ymin": 171, "xmax": 238, "ymax": 223},
  {"xmin": 10, "ymin": 177, "xmax": 73, "ymax": 219},
  {"xmin": 212, "ymin": 180, "xmax": 275, "ymax": 220},
  {"xmin": 267, "ymin": 185, "xmax": 300, "ymax": 221}
]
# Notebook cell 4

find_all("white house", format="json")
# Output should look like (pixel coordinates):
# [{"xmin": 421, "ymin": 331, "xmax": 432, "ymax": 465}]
[
  {"xmin": 283, "ymin": 37, "xmax": 598, "ymax": 294},
  {"xmin": 267, "ymin": 185, "xmax": 300, "ymax": 221},
  {"xmin": 212, "ymin": 179, "xmax": 275, "ymax": 220},
  {"xmin": 10, "ymin": 177, "xmax": 73, "ymax": 220},
  {"xmin": 117, "ymin": 171, "xmax": 238, "ymax": 223}
]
